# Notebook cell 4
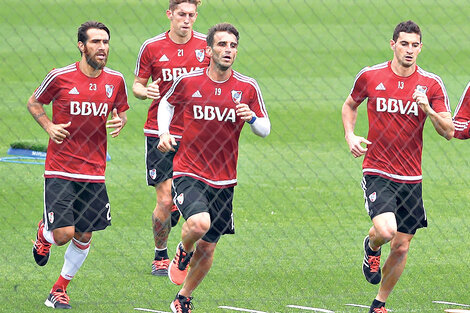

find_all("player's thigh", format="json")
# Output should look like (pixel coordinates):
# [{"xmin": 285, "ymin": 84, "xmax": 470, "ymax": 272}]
[
  {"xmin": 44, "ymin": 178, "xmax": 76, "ymax": 231},
  {"xmin": 73, "ymin": 182, "xmax": 111, "ymax": 233},
  {"xmin": 146, "ymin": 136, "xmax": 179, "ymax": 186},
  {"xmin": 396, "ymin": 182, "xmax": 426, "ymax": 235},
  {"xmin": 172, "ymin": 176, "xmax": 210, "ymax": 220},
  {"xmin": 202, "ymin": 186, "xmax": 235, "ymax": 243},
  {"xmin": 362, "ymin": 175, "xmax": 398, "ymax": 219},
  {"xmin": 155, "ymin": 178, "xmax": 174, "ymax": 207}
]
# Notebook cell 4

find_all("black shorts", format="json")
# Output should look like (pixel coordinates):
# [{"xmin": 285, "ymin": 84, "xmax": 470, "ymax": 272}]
[
  {"xmin": 172, "ymin": 176, "xmax": 235, "ymax": 243},
  {"xmin": 44, "ymin": 178, "xmax": 111, "ymax": 233},
  {"xmin": 361, "ymin": 175, "xmax": 427, "ymax": 235},
  {"xmin": 146, "ymin": 136, "xmax": 180, "ymax": 186}
]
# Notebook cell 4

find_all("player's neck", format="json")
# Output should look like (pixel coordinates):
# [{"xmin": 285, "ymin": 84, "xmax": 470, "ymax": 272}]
[
  {"xmin": 168, "ymin": 29, "xmax": 192, "ymax": 44},
  {"xmin": 79, "ymin": 59, "xmax": 102, "ymax": 78},
  {"xmin": 207, "ymin": 65, "xmax": 232, "ymax": 82},
  {"xmin": 390, "ymin": 59, "xmax": 416, "ymax": 77}
]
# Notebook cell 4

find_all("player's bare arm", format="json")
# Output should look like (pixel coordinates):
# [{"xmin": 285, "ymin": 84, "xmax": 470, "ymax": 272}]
[
  {"xmin": 342, "ymin": 95, "xmax": 372, "ymax": 158},
  {"xmin": 106, "ymin": 108, "xmax": 127, "ymax": 138},
  {"xmin": 413, "ymin": 90, "xmax": 455, "ymax": 140},
  {"xmin": 132, "ymin": 76, "xmax": 161, "ymax": 100},
  {"xmin": 27, "ymin": 95, "xmax": 71, "ymax": 144}
]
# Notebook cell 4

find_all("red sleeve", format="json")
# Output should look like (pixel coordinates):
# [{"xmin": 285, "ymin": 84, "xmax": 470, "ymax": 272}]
[
  {"xmin": 350, "ymin": 68, "xmax": 368, "ymax": 104},
  {"xmin": 428, "ymin": 79, "xmax": 450, "ymax": 114},
  {"xmin": 114, "ymin": 78, "xmax": 129, "ymax": 113},
  {"xmin": 34, "ymin": 69, "xmax": 60, "ymax": 105},
  {"xmin": 135, "ymin": 43, "xmax": 153, "ymax": 79},
  {"xmin": 453, "ymin": 83, "xmax": 470, "ymax": 140},
  {"xmin": 248, "ymin": 80, "xmax": 268, "ymax": 118}
]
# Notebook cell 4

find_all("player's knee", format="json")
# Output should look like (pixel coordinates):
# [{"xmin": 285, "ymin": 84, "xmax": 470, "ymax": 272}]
[
  {"xmin": 156, "ymin": 195, "xmax": 174, "ymax": 212},
  {"xmin": 75, "ymin": 232, "xmax": 92, "ymax": 243},
  {"xmin": 376, "ymin": 226, "xmax": 396, "ymax": 242},
  {"xmin": 196, "ymin": 241, "xmax": 216, "ymax": 260},
  {"xmin": 53, "ymin": 227, "xmax": 75, "ymax": 246},
  {"xmin": 390, "ymin": 240, "xmax": 410, "ymax": 258},
  {"xmin": 187, "ymin": 215, "xmax": 211, "ymax": 237}
]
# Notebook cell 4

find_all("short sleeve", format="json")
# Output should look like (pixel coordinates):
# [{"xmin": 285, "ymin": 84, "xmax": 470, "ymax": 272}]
[{"xmin": 350, "ymin": 68, "xmax": 369, "ymax": 104}]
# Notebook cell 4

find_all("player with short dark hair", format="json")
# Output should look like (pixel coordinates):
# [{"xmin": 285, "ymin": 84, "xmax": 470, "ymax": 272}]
[
  {"xmin": 133, "ymin": 0, "xmax": 209, "ymax": 276},
  {"xmin": 158, "ymin": 22, "xmax": 270, "ymax": 313},
  {"xmin": 342, "ymin": 20, "xmax": 454, "ymax": 313},
  {"xmin": 29, "ymin": 20, "xmax": 129, "ymax": 309}
]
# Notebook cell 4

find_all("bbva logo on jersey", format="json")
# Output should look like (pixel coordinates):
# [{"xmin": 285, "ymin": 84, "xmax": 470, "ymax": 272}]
[
  {"xmin": 162, "ymin": 67, "xmax": 202, "ymax": 82},
  {"xmin": 193, "ymin": 105, "xmax": 236, "ymax": 122},
  {"xmin": 376, "ymin": 97, "xmax": 419, "ymax": 116},
  {"xmin": 70, "ymin": 101, "xmax": 109, "ymax": 116}
]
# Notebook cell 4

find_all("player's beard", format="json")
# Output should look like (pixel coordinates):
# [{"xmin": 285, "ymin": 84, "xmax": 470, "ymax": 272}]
[{"xmin": 84, "ymin": 47, "xmax": 107, "ymax": 70}]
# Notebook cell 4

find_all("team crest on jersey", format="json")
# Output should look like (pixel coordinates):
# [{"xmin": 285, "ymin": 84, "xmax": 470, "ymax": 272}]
[
  {"xmin": 105, "ymin": 85, "xmax": 114, "ymax": 98},
  {"xmin": 149, "ymin": 169, "xmax": 157, "ymax": 180},
  {"xmin": 369, "ymin": 192, "xmax": 377, "ymax": 203},
  {"xmin": 177, "ymin": 193, "xmax": 184, "ymax": 205},
  {"xmin": 195, "ymin": 49, "xmax": 205, "ymax": 63},
  {"xmin": 415, "ymin": 85, "xmax": 428, "ymax": 94},
  {"xmin": 231, "ymin": 90, "xmax": 242, "ymax": 103},
  {"xmin": 48, "ymin": 212, "xmax": 54, "ymax": 224}
]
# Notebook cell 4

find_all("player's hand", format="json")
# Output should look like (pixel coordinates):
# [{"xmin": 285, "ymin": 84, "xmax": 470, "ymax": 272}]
[
  {"xmin": 157, "ymin": 132, "xmax": 177, "ymax": 152},
  {"xmin": 47, "ymin": 121, "xmax": 71, "ymax": 144},
  {"xmin": 345, "ymin": 133, "xmax": 372, "ymax": 158},
  {"xmin": 413, "ymin": 89, "xmax": 432, "ymax": 114},
  {"xmin": 106, "ymin": 108, "xmax": 124, "ymax": 138},
  {"xmin": 235, "ymin": 101, "xmax": 254, "ymax": 122},
  {"xmin": 146, "ymin": 78, "xmax": 161, "ymax": 100}
]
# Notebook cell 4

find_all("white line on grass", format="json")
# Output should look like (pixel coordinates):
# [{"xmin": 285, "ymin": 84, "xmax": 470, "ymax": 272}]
[
  {"xmin": 218, "ymin": 306, "xmax": 267, "ymax": 313},
  {"xmin": 444, "ymin": 310, "xmax": 470, "ymax": 313},
  {"xmin": 287, "ymin": 304, "xmax": 334, "ymax": 312},
  {"xmin": 433, "ymin": 301, "xmax": 470, "ymax": 308},
  {"xmin": 134, "ymin": 308, "xmax": 170, "ymax": 313},
  {"xmin": 345, "ymin": 304, "xmax": 370, "ymax": 309}
]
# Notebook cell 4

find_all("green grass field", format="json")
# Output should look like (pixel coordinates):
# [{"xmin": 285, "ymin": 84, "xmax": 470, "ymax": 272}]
[{"xmin": 1, "ymin": 0, "xmax": 470, "ymax": 312}]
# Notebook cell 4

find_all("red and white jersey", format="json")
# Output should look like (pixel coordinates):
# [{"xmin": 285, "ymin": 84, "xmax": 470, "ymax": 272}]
[
  {"xmin": 164, "ymin": 68, "xmax": 268, "ymax": 188},
  {"xmin": 350, "ymin": 61, "xmax": 450, "ymax": 183},
  {"xmin": 35, "ymin": 62, "xmax": 129, "ymax": 183},
  {"xmin": 135, "ymin": 30, "xmax": 210, "ymax": 139},
  {"xmin": 453, "ymin": 82, "xmax": 470, "ymax": 139}
]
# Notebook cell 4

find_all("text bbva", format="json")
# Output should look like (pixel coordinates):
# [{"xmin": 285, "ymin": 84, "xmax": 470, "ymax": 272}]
[
  {"xmin": 193, "ymin": 105, "xmax": 236, "ymax": 122},
  {"xmin": 70, "ymin": 101, "xmax": 108, "ymax": 116},
  {"xmin": 376, "ymin": 97, "xmax": 419, "ymax": 116}
]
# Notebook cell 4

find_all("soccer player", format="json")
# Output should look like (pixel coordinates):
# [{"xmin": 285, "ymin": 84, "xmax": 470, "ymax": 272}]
[
  {"xmin": 133, "ymin": 0, "xmax": 210, "ymax": 276},
  {"xmin": 341, "ymin": 20, "xmax": 454, "ymax": 313},
  {"xmin": 452, "ymin": 83, "xmax": 470, "ymax": 139},
  {"xmin": 29, "ymin": 21, "xmax": 129, "ymax": 309},
  {"xmin": 158, "ymin": 23, "xmax": 270, "ymax": 313}
]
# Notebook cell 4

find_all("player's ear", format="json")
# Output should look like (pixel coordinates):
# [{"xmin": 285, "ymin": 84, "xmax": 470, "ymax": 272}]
[
  {"xmin": 390, "ymin": 39, "xmax": 396, "ymax": 50},
  {"xmin": 166, "ymin": 9, "xmax": 172, "ymax": 20},
  {"xmin": 77, "ymin": 41, "xmax": 85, "ymax": 54},
  {"xmin": 205, "ymin": 45, "xmax": 212, "ymax": 57}
]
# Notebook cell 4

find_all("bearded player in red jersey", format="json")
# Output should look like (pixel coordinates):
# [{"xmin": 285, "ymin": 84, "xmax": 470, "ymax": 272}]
[
  {"xmin": 342, "ymin": 21, "xmax": 454, "ymax": 313},
  {"xmin": 133, "ymin": 0, "xmax": 210, "ymax": 276},
  {"xmin": 28, "ymin": 21, "xmax": 129, "ymax": 309},
  {"xmin": 452, "ymin": 83, "xmax": 470, "ymax": 139},
  {"xmin": 158, "ymin": 23, "xmax": 270, "ymax": 313}
]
